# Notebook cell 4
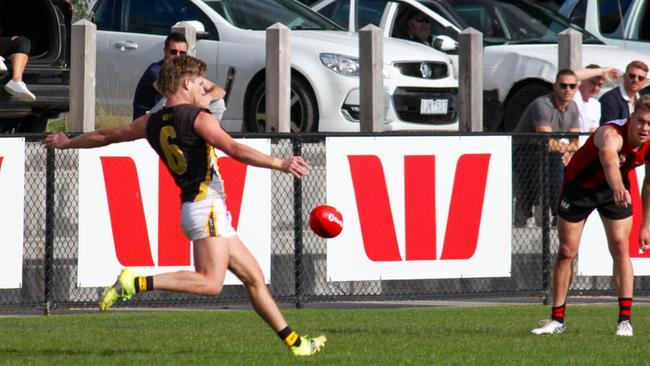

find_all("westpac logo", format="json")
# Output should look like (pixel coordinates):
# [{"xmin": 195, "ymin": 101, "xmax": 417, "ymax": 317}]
[
  {"xmin": 326, "ymin": 136, "xmax": 512, "ymax": 281},
  {"xmin": 99, "ymin": 156, "xmax": 247, "ymax": 267},
  {"xmin": 348, "ymin": 154, "xmax": 490, "ymax": 262}
]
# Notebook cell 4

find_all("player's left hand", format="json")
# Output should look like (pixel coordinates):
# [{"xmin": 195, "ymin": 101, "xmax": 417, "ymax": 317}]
[
  {"xmin": 42, "ymin": 132, "xmax": 69, "ymax": 149},
  {"xmin": 282, "ymin": 156, "xmax": 309, "ymax": 178},
  {"xmin": 639, "ymin": 227, "xmax": 650, "ymax": 254}
]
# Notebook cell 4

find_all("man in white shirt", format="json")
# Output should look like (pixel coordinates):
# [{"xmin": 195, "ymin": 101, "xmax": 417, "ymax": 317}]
[{"xmin": 573, "ymin": 64, "xmax": 604, "ymax": 132}]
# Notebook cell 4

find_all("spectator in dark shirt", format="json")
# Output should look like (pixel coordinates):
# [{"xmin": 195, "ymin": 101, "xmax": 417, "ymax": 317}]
[{"xmin": 132, "ymin": 32, "xmax": 189, "ymax": 119}]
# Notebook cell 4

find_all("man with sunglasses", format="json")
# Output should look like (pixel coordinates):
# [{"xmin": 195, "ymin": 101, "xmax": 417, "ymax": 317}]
[
  {"xmin": 600, "ymin": 60, "xmax": 648, "ymax": 125},
  {"xmin": 132, "ymin": 32, "xmax": 190, "ymax": 119},
  {"xmin": 532, "ymin": 94, "xmax": 650, "ymax": 337},
  {"xmin": 513, "ymin": 69, "xmax": 581, "ymax": 227}
]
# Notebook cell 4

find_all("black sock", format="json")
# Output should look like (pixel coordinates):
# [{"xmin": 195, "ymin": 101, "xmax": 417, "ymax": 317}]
[
  {"xmin": 551, "ymin": 303, "xmax": 566, "ymax": 323},
  {"xmin": 618, "ymin": 297, "xmax": 632, "ymax": 323},
  {"xmin": 277, "ymin": 326, "xmax": 302, "ymax": 347},
  {"xmin": 134, "ymin": 276, "xmax": 154, "ymax": 293}
]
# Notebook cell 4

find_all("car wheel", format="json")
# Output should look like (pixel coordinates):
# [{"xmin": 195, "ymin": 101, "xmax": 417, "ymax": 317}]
[
  {"xmin": 246, "ymin": 77, "xmax": 318, "ymax": 133},
  {"xmin": 503, "ymin": 83, "xmax": 552, "ymax": 132}
]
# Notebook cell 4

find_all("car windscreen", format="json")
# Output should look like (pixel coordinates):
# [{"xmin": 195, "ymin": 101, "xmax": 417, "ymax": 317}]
[
  {"xmin": 436, "ymin": 0, "xmax": 603, "ymax": 45},
  {"xmin": 202, "ymin": 0, "xmax": 343, "ymax": 30}
]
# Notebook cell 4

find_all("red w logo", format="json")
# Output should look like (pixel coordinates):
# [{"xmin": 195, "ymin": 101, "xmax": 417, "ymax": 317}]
[
  {"xmin": 99, "ymin": 156, "xmax": 247, "ymax": 267},
  {"xmin": 627, "ymin": 169, "xmax": 649, "ymax": 258},
  {"xmin": 347, "ymin": 154, "xmax": 491, "ymax": 262}
]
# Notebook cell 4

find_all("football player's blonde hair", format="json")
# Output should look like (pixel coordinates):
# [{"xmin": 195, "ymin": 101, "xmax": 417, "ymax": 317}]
[{"xmin": 158, "ymin": 55, "xmax": 207, "ymax": 97}]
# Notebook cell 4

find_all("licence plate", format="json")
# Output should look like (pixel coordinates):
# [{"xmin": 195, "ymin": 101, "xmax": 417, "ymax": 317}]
[{"xmin": 420, "ymin": 99, "xmax": 448, "ymax": 115}]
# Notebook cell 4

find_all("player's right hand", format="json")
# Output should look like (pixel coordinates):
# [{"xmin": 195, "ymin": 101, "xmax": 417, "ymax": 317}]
[
  {"xmin": 42, "ymin": 132, "xmax": 69, "ymax": 149},
  {"xmin": 613, "ymin": 188, "xmax": 632, "ymax": 208},
  {"xmin": 283, "ymin": 156, "xmax": 309, "ymax": 178}
]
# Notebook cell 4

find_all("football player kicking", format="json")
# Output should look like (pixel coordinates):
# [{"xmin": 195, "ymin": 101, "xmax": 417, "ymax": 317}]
[
  {"xmin": 43, "ymin": 55, "xmax": 326, "ymax": 356},
  {"xmin": 531, "ymin": 94, "xmax": 650, "ymax": 337}
]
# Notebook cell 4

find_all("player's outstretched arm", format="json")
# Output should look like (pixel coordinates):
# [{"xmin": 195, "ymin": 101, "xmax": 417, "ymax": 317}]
[
  {"xmin": 595, "ymin": 126, "xmax": 631, "ymax": 207},
  {"xmin": 194, "ymin": 111, "xmax": 309, "ymax": 178},
  {"xmin": 43, "ymin": 115, "xmax": 150, "ymax": 150}
]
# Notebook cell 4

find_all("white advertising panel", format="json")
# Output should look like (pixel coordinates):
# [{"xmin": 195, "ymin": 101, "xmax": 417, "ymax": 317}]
[
  {"xmin": 326, "ymin": 136, "xmax": 512, "ymax": 281},
  {"xmin": 78, "ymin": 139, "xmax": 271, "ymax": 287},
  {"xmin": 0, "ymin": 138, "xmax": 24, "ymax": 289}
]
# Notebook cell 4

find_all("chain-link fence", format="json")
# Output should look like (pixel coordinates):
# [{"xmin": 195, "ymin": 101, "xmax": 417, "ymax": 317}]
[{"xmin": 2, "ymin": 132, "xmax": 649, "ymax": 314}]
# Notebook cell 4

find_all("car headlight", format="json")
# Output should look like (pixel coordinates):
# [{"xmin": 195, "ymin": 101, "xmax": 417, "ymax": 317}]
[{"xmin": 320, "ymin": 53, "xmax": 360, "ymax": 77}]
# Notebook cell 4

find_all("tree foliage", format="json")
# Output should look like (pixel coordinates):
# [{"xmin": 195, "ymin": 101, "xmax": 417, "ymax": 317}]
[{"xmin": 69, "ymin": 0, "xmax": 91, "ymax": 22}]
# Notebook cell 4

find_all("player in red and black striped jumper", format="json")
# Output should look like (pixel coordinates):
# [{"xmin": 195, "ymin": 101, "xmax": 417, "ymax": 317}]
[{"xmin": 532, "ymin": 94, "xmax": 650, "ymax": 337}]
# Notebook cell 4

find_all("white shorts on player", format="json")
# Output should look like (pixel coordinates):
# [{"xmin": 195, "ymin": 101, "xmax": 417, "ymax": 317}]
[{"xmin": 181, "ymin": 197, "xmax": 236, "ymax": 241}]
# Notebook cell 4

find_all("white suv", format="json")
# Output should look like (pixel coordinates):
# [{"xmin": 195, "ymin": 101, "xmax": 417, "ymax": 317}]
[
  {"xmin": 90, "ymin": 0, "xmax": 459, "ymax": 132},
  {"xmin": 311, "ymin": 0, "xmax": 648, "ymax": 131}
]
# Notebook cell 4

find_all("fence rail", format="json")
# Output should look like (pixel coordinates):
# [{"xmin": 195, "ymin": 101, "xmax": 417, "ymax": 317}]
[{"xmin": 2, "ymin": 131, "xmax": 649, "ymax": 315}]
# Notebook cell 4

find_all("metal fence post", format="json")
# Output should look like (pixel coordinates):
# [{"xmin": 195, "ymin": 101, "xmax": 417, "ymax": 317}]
[
  {"xmin": 43, "ymin": 147, "xmax": 55, "ymax": 315},
  {"xmin": 293, "ymin": 136, "xmax": 304, "ymax": 308}
]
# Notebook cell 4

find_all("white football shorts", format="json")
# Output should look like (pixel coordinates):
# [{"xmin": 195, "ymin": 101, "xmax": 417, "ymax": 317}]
[{"xmin": 181, "ymin": 198, "xmax": 236, "ymax": 241}]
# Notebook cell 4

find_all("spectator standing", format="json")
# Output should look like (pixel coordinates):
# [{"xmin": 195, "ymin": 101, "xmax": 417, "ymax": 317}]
[
  {"xmin": 600, "ymin": 60, "xmax": 648, "ymax": 125},
  {"xmin": 513, "ymin": 69, "xmax": 581, "ymax": 227}
]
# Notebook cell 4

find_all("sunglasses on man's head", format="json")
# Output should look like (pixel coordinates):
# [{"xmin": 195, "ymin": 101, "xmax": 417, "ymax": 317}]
[
  {"xmin": 559, "ymin": 83, "xmax": 577, "ymax": 90},
  {"xmin": 168, "ymin": 49, "xmax": 187, "ymax": 56},
  {"xmin": 627, "ymin": 73, "xmax": 647, "ymax": 82}
]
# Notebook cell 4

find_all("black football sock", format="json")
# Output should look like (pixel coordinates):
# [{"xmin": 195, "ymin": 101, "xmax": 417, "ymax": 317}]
[
  {"xmin": 134, "ymin": 276, "xmax": 154, "ymax": 293},
  {"xmin": 277, "ymin": 326, "xmax": 302, "ymax": 347}
]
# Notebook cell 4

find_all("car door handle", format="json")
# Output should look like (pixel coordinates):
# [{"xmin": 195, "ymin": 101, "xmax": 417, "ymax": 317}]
[{"xmin": 114, "ymin": 41, "xmax": 139, "ymax": 50}]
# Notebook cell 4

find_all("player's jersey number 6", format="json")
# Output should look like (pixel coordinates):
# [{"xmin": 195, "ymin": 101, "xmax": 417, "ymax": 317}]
[{"xmin": 159, "ymin": 126, "xmax": 187, "ymax": 175}]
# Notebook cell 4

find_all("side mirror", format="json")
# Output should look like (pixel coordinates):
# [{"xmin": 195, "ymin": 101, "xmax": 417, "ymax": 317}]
[{"xmin": 433, "ymin": 35, "xmax": 458, "ymax": 52}]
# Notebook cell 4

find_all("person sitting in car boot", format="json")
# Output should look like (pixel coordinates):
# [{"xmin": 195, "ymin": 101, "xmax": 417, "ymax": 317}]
[{"xmin": 0, "ymin": 35, "xmax": 36, "ymax": 102}]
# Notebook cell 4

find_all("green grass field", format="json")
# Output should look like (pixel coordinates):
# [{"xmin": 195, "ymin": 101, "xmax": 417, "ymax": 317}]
[{"xmin": 0, "ymin": 304, "xmax": 646, "ymax": 365}]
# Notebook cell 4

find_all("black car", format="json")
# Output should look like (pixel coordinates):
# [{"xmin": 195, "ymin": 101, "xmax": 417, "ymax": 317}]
[{"xmin": 0, "ymin": 0, "xmax": 71, "ymax": 132}]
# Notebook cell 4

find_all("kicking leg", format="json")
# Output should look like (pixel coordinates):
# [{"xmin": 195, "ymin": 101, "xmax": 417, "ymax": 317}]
[
  {"xmin": 153, "ymin": 236, "xmax": 230, "ymax": 296},
  {"xmin": 99, "ymin": 236, "xmax": 230, "ymax": 311},
  {"xmin": 227, "ymin": 235, "xmax": 326, "ymax": 355}
]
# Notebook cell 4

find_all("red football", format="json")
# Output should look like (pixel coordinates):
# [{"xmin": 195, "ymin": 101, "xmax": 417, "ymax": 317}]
[{"xmin": 309, "ymin": 205, "xmax": 343, "ymax": 238}]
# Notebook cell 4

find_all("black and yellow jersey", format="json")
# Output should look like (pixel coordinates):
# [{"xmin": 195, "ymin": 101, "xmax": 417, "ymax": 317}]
[{"xmin": 146, "ymin": 103, "xmax": 225, "ymax": 202}]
